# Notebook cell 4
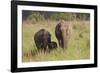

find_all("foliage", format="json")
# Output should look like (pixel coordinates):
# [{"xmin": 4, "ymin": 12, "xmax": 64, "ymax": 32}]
[
  {"xmin": 28, "ymin": 12, "xmax": 44, "ymax": 23},
  {"xmin": 22, "ymin": 11, "xmax": 90, "ymax": 23}
]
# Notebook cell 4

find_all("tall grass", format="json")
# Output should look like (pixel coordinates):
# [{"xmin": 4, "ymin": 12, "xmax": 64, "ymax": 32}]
[{"xmin": 22, "ymin": 21, "xmax": 90, "ymax": 62}]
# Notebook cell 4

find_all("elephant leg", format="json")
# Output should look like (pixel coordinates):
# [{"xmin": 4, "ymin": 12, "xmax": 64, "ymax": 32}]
[
  {"xmin": 61, "ymin": 39, "xmax": 64, "ymax": 49},
  {"xmin": 58, "ymin": 39, "xmax": 64, "ymax": 48},
  {"xmin": 58, "ymin": 39, "xmax": 61, "ymax": 48},
  {"xmin": 35, "ymin": 43, "xmax": 41, "ymax": 49}
]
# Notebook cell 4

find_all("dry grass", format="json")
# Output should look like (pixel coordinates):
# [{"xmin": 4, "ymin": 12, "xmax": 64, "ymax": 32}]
[{"xmin": 22, "ymin": 20, "xmax": 90, "ymax": 62}]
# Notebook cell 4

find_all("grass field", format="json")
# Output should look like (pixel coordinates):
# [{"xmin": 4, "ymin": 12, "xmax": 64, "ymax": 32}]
[{"xmin": 22, "ymin": 20, "xmax": 90, "ymax": 62}]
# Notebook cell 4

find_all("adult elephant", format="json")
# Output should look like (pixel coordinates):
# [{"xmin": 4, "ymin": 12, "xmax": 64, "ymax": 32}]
[
  {"xmin": 55, "ymin": 20, "xmax": 71, "ymax": 49},
  {"xmin": 34, "ymin": 29, "xmax": 51, "ymax": 51}
]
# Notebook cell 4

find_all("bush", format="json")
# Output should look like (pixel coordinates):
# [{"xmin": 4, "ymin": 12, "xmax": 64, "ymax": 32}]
[
  {"xmin": 23, "ymin": 11, "xmax": 90, "ymax": 22},
  {"xmin": 28, "ymin": 12, "xmax": 44, "ymax": 23}
]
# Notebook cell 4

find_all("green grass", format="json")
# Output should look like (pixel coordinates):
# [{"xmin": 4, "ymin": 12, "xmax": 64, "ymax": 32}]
[{"xmin": 22, "ymin": 21, "xmax": 90, "ymax": 62}]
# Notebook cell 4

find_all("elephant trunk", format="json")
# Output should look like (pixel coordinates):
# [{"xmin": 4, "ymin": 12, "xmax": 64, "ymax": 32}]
[{"xmin": 62, "ymin": 29, "xmax": 68, "ymax": 49}]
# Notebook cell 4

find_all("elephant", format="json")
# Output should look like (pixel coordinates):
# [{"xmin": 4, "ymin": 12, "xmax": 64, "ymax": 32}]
[
  {"xmin": 48, "ymin": 41, "xmax": 58, "ymax": 50},
  {"xmin": 34, "ymin": 29, "xmax": 51, "ymax": 51},
  {"xmin": 55, "ymin": 20, "xmax": 71, "ymax": 49}
]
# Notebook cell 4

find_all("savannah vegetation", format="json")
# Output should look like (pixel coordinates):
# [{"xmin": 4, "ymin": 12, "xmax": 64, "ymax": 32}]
[{"xmin": 22, "ymin": 10, "xmax": 90, "ymax": 62}]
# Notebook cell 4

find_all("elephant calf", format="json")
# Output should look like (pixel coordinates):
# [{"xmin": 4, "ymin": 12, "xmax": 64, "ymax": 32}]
[{"xmin": 48, "ymin": 41, "xmax": 58, "ymax": 50}]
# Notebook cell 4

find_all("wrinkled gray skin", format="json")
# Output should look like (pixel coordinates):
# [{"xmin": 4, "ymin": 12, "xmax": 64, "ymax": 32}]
[
  {"xmin": 48, "ymin": 41, "xmax": 58, "ymax": 50},
  {"xmin": 34, "ymin": 29, "xmax": 51, "ymax": 51},
  {"xmin": 55, "ymin": 21, "xmax": 71, "ymax": 49}
]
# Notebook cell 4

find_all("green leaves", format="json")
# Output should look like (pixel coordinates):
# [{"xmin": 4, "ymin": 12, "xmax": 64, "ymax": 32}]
[{"xmin": 23, "ymin": 11, "xmax": 90, "ymax": 23}]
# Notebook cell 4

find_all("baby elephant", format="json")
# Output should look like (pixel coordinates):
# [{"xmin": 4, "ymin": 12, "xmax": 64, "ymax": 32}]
[{"xmin": 48, "ymin": 41, "xmax": 58, "ymax": 50}]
